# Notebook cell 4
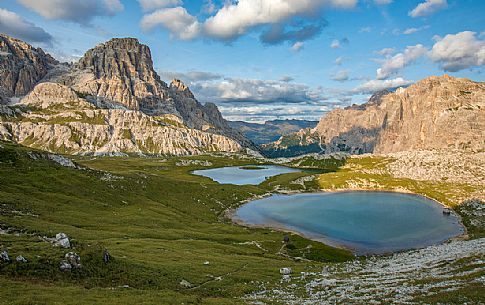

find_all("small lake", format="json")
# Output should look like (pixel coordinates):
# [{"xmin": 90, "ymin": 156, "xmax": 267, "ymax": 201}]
[
  {"xmin": 234, "ymin": 192, "xmax": 464, "ymax": 255},
  {"xmin": 193, "ymin": 165, "xmax": 301, "ymax": 185}
]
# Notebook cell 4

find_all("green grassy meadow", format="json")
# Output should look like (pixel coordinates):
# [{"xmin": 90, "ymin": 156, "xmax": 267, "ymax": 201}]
[{"xmin": 0, "ymin": 142, "xmax": 351, "ymax": 304}]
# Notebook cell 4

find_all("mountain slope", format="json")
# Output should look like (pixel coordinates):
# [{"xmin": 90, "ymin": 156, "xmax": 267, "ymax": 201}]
[
  {"xmin": 229, "ymin": 119, "xmax": 318, "ymax": 145},
  {"xmin": 0, "ymin": 35, "xmax": 252, "ymax": 155},
  {"xmin": 264, "ymin": 75, "xmax": 485, "ymax": 156}
]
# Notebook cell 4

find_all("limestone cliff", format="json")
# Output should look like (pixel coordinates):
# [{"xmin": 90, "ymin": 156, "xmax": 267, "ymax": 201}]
[
  {"xmin": 0, "ymin": 83, "xmax": 242, "ymax": 155},
  {"xmin": 0, "ymin": 34, "xmax": 57, "ymax": 98},
  {"xmin": 0, "ymin": 35, "xmax": 252, "ymax": 155},
  {"xmin": 265, "ymin": 75, "xmax": 485, "ymax": 156}
]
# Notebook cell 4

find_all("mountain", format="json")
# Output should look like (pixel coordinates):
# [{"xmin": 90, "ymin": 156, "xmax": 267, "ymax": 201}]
[
  {"xmin": 0, "ymin": 35, "xmax": 253, "ymax": 155},
  {"xmin": 228, "ymin": 119, "xmax": 318, "ymax": 145},
  {"xmin": 263, "ymin": 75, "xmax": 485, "ymax": 157}
]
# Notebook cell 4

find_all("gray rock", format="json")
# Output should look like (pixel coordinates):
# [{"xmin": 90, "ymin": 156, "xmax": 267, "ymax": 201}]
[
  {"xmin": 270, "ymin": 75, "xmax": 485, "ymax": 155},
  {"xmin": 0, "ymin": 250, "xmax": 9, "ymax": 262},
  {"xmin": 64, "ymin": 252, "xmax": 81, "ymax": 269},
  {"xmin": 179, "ymin": 279, "xmax": 192, "ymax": 288},
  {"xmin": 59, "ymin": 260, "xmax": 72, "ymax": 272},
  {"xmin": 55, "ymin": 233, "xmax": 71, "ymax": 248},
  {"xmin": 280, "ymin": 267, "xmax": 292, "ymax": 275},
  {"xmin": 16, "ymin": 255, "xmax": 27, "ymax": 263}
]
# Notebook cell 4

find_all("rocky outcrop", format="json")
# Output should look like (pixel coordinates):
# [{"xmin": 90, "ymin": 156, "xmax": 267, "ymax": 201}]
[
  {"xmin": 0, "ymin": 83, "xmax": 242, "ymax": 155},
  {"xmin": 0, "ymin": 34, "xmax": 57, "ymax": 98},
  {"xmin": 268, "ymin": 75, "xmax": 485, "ymax": 155},
  {"xmin": 0, "ymin": 35, "xmax": 253, "ymax": 155}
]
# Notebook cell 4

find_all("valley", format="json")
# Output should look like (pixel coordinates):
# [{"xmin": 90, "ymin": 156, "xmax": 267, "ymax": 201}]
[{"xmin": 0, "ymin": 141, "xmax": 483, "ymax": 304}]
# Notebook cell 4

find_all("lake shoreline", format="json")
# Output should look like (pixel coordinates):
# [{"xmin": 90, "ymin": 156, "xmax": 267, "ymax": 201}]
[{"xmin": 226, "ymin": 188, "xmax": 468, "ymax": 256}]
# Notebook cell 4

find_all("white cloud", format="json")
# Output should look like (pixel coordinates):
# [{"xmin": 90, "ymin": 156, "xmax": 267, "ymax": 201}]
[
  {"xmin": 353, "ymin": 78, "xmax": 413, "ymax": 94},
  {"xmin": 137, "ymin": 0, "xmax": 182, "ymax": 11},
  {"xmin": 202, "ymin": 0, "xmax": 216, "ymax": 14},
  {"xmin": 429, "ymin": 31, "xmax": 485, "ymax": 72},
  {"xmin": 374, "ymin": 0, "xmax": 392, "ymax": 5},
  {"xmin": 291, "ymin": 41, "xmax": 304, "ymax": 52},
  {"xmin": 140, "ymin": 7, "xmax": 201, "ymax": 40},
  {"xmin": 409, "ymin": 0, "xmax": 447, "ymax": 18},
  {"xmin": 359, "ymin": 27, "xmax": 372, "ymax": 33},
  {"xmin": 335, "ymin": 56, "xmax": 344, "ymax": 65},
  {"xmin": 376, "ymin": 47, "xmax": 395, "ymax": 57},
  {"xmin": 331, "ymin": 69, "xmax": 350, "ymax": 82},
  {"xmin": 376, "ymin": 44, "xmax": 427, "ymax": 79},
  {"xmin": 402, "ymin": 25, "xmax": 429, "ymax": 35},
  {"xmin": 144, "ymin": 0, "xmax": 357, "ymax": 42},
  {"xmin": 159, "ymin": 70, "xmax": 223, "ymax": 82},
  {"xmin": 16, "ymin": 0, "xmax": 124, "ymax": 24},
  {"xmin": 204, "ymin": 0, "xmax": 350, "ymax": 40},
  {"xmin": 330, "ymin": 39, "xmax": 340, "ymax": 49},
  {"xmin": 0, "ymin": 8, "xmax": 53, "ymax": 44},
  {"xmin": 279, "ymin": 75, "xmax": 295, "ymax": 82}
]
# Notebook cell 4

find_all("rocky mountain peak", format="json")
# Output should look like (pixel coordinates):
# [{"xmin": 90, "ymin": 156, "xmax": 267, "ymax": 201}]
[
  {"xmin": 170, "ymin": 79, "xmax": 195, "ymax": 99},
  {"xmin": 0, "ymin": 34, "xmax": 57, "ymax": 98},
  {"xmin": 77, "ymin": 38, "xmax": 159, "ymax": 82}
]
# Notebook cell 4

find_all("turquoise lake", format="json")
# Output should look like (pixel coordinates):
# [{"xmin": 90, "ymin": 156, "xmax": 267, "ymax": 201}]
[
  {"xmin": 234, "ymin": 192, "xmax": 464, "ymax": 255},
  {"xmin": 192, "ymin": 165, "xmax": 301, "ymax": 185}
]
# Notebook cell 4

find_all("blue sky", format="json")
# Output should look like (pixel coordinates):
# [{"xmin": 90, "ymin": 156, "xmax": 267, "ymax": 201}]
[{"xmin": 1, "ymin": 0, "xmax": 484, "ymax": 122}]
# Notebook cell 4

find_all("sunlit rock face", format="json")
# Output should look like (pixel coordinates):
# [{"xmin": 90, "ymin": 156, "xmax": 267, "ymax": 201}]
[
  {"xmin": 268, "ymin": 75, "xmax": 485, "ymax": 155},
  {"xmin": 0, "ymin": 35, "xmax": 252, "ymax": 155},
  {"xmin": 0, "ymin": 34, "xmax": 57, "ymax": 98}
]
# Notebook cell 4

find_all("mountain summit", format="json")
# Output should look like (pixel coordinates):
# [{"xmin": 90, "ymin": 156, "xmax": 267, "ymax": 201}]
[
  {"xmin": 0, "ymin": 35, "xmax": 252, "ymax": 155},
  {"xmin": 264, "ymin": 75, "xmax": 485, "ymax": 156}
]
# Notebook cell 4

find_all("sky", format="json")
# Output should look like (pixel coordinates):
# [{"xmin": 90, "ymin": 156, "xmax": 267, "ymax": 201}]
[{"xmin": 0, "ymin": 0, "xmax": 484, "ymax": 123}]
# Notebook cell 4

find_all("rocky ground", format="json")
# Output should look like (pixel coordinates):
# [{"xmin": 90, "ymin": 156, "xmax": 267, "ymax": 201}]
[
  {"xmin": 385, "ymin": 149, "xmax": 485, "ymax": 189},
  {"xmin": 245, "ymin": 237, "xmax": 485, "ymax": 304}
]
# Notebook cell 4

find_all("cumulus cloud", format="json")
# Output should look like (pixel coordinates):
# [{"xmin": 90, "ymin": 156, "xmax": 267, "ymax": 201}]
[
  {"xmin": 203, "ymin": 0, "xmax": 356, "ymax": 41},
  {"xmin": 353, "ymin": 78, "xmax": 413, "ymax": 94},
  {"xmin": 137, "ymin": 0, "xmax": 182, "ymax": 11},
  {"xmin": 376, "ymin": 44, "xmax": 427, "ymax": 79},
  {"xmin": 140, "ymin": 7, "xmax": 201, "ymax": 40},
  {"xmin": 331, "ymin": 69, "xmax": 350, "ymax": 82},
  {"xmin": 16, "ymin": 0, "xmax": 123, "ymax": 24},
  {"xmin": 142, "ymin": 0, "xmax": 356, "ymax": 43},
  {"xmin": 335, "ymin": 56, "xmax": 344, "ymax": 65},
  {"xmin": 429, "ymin": 31, "xmax": 485, "ymax": 72},
  {"xmin": 0, "ymin": 8, "xmax": 53, "ymax": 44},
  {"xmin": 409, "ymin": 0, "xmax": 447, "ymax": 18}
]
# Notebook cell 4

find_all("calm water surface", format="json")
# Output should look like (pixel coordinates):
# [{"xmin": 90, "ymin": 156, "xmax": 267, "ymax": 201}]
[
  {"xmin": 234, "ymin": 192, "xmax": 464, "ymax": 254},
  {"xmin": 193, "ymin": 165, "xmax": 300, "ymax": 185}
]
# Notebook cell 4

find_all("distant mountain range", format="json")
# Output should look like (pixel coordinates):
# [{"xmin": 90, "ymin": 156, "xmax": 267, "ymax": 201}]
[
  {"xmin": 0, "ymin": 34, "xmax": 253, "ymax": 155},
  {"xmin": 228, "ymin": 119, "xmax": 318, "ymax": 145},
  {"xmin": 263, "ymin": 75, "xmax": 485, "ymax": 157}
]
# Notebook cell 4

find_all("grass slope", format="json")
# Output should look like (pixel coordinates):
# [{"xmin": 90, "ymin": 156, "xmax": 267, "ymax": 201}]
[{"xmin": 0, "ymin": 142, "xmax": 351, "ymax": 304}]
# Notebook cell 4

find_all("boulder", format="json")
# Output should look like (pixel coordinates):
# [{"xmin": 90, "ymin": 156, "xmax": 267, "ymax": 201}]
[
  {"xmin": 16, "ymin": 255, "xmax": 27, "ymax": 263},
  {"xmin": 55, "ymin": 233, "xmax": 71, "ymax": 248},
  {"xmin": 280, "ymin": 267, "xmax": 292, "ymax": 275},
  {"xmin": 179, "ymin": 279, "xmax": 192, "ymax": 288},
  {"xmin": 0, "ymin": 250, "xmax": 9, "ymax": 262},
  {"xmin": 64, "ymin": 252, "xmax": 81, "ymax": 269},
  {"xmin": 59, "ymin": 261, "xmax": 72, "ymax": 272}
]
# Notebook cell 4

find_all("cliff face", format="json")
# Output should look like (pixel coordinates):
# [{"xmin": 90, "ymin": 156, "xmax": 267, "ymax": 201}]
[
  {"xmin": 0, "ymin": 35, "xmax": 251, "ymax": 155},
  {"xmin": 0, "ymin": 83, "xmax": 242, "ymax": 155},
  {"xmin": 266, "ymin": 75, "xmax": 485, "ymax": 156},
  {"xmin": 0, "ymin": 34, "xmax": 57, "ymax": 98}
]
